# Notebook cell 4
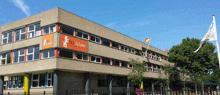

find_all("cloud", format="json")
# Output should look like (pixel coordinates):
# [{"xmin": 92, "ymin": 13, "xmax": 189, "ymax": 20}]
[
  {"xmin": 11, "ymin": 0, "xmax": 30, "ymax": 16},
  {"xmin": 104, "ymin": 22, "xmax": 118, "ymax": 28}
]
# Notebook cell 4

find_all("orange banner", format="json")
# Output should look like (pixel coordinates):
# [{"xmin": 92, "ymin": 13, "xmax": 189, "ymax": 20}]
[
  {"xmin": 42, "ymin": 34, "xmax": 53, "ymax": 49},
  {"xmin": 60, "ymin": 34, "xmax": 87, "ymax": 53}
]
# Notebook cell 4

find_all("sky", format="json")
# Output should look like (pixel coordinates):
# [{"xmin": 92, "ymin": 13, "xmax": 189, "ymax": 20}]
[{"xmin": 0, "ymin": 0, "xmax": 220, "ymax": 51}]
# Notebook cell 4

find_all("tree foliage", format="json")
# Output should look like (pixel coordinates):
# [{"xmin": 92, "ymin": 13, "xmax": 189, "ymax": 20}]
[
  {"xmin": 168, "ymin": 37, "xmax": 218, "ymax": 83},
  {"xmin": 127, "ymin": 59, "xmax": 147, "ymax": 86}
]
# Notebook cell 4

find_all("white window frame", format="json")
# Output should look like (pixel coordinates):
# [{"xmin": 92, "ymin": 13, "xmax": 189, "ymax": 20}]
[
  {"xmin": 152, "ymin": 53, "xmax": 156, "ymax": 60},
  {"xmin": 90, "ymin": 55, "xmax": 101, "ymax": 63},
  {"xmin": 8, "ymin": 76, "xmax": 16, "ymax": 89},
  {"xmin": 129, "ymin": 48, "xmax": 135, "ymax": 54},
  {"xmin": 43, "ymin": 25, "xmax": 56, "ymax": 35},
  {"xmin": 147, "ymin": 52, "xmax": 151, "ymax": 59},
  {"xmin": 15, "ymin": 28, "xmax": 26, "ymax": 42},
  {"xmin": 121, "ymin": 45, "xmax": 128, "ymax": 52},
  {"xmin": 42, "ymin": 49, "xmax": 55, "ymax": 59},
  {"xmin": 3, "ymin": 81, "xmax": 8, "ymax": 90},
  {"xmin": 32, "ymin": 74, "xmax": 39, "ymax": 88},
  {"xmin": 47, "ymin": 72, "xmax": 53, "ymax": 87},
  {"xmin": 154, "ymin": 65, "xmax": 157, "ymax": 72},
  {"xmin": 148, "ymin": 63, "xmax": 152, "ymax": 71},
  {"xmin": 14, "ymin": 49, "xmax": 25, "ymax": 63},
  {"xmin": 26, "ymin": 47, "xmax": 34, "ymax": 61},
  {"xmin": 157, "ymin": 55, "xmax": 160, "ymax": 61},
  {"xmin": 90, "ymin": 35, "xmax": 101, "ymax": 44},
  {"xmin": 76, "ymin": 30, "xmax": 89, "ymax": 40},
  {"xmin": 75, "ymin": 52, "xmax": 89, "ymax": 61},
  {"xmin": 17, "ymin": 76, "xmax": 24, "ymax": 88},
  {"xmin": 2, "ymin": 31, "xmax": 12, "ymax": 44},
  {"xmin": 0, "ymin": 52, "xmax": 10, "ymax": 65},
  {"xmin": 28, "ymin": 23, "xmax": 41, "ymax": 38}
]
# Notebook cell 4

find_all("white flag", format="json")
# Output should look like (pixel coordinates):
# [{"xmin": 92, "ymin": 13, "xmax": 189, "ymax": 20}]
[{"xmin": 194, "ymin": 16, "xmax": 217, "ymax": 53}]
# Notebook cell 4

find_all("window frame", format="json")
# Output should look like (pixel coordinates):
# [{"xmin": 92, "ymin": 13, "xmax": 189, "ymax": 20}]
[
  {"xmin": 0, "ymin": 52, "xmax": 11, "ymax": 65},
  {"xmin": 15, "ymin": 27, "xmax": 26, "ymax": 42},
  {"xmin": 42, "ymin": 49, "xmax": 55, "ymax": 59},
  {"xmin": 90, "ymin": 55, "xmax": 101, "ymax": 63},
  {"xmin": 31, "ymin": 73, "xmax": 46, "ymax": 88},
  {"xmin": 13, "ymin": 49, "xmax": 25, "ymax": 63},
  {"xmin": 2, "ymin": 31, "xmax": 13, "ymax": 44},
  {"xmin": 76, "ymin": 30, "xmax": 89, "ymax": 40},
  {"xmin": 75, "ymin": 52, "xmax": 89, "ymax": 61},
  {"xmin": 90, "ymin": 35, "xmax": 101, "ymax": 44},
  {"xmin": 43, "ymin": 24, "xmax": 56, "ymax": 35},
  {"xmin": 8, "ymin": 76, "xmax": 17, "ymax": 89},
  {"xmin": 27, "ymin": 23, "xmax": 41, "ymax": 38},
  {"xmin": 47, "ymin": 72, "xmax": 53, "ymax": 87}
]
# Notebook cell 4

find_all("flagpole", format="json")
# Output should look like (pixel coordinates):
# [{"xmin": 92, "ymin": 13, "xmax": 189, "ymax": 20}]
[
  {"xmin": 145, "ymin": 37, "xmax": 151, "ymax": 58},
  {"xmin": 216, "ymin": 40, "xmax": 220, "ymax": 69}
]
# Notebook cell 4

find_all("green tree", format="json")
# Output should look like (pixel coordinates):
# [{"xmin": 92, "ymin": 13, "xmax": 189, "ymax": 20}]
[{"xmin": 127, "ymin": 59, "xmax": 147, "ymax": 89}]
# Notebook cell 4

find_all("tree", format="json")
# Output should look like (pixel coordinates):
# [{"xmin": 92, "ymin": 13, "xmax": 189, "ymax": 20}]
[
  {"xmin": 167, "ymin": 37, "xmax": 218, "ymax": 94},
  {"xmin": 127, "ymin": 59, "xmax": 147, "ymax": 89}
]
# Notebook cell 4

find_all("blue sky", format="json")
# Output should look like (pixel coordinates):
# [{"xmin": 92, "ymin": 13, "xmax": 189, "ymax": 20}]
[{"xmin": 0, "ymin": 0, "xmax": 220, "ymax": 51}]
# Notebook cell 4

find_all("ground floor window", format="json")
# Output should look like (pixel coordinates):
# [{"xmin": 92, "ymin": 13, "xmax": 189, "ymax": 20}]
[
  {"xmin": 3, "ymin": 81, "xmax": 8, "ymax": 90},
  {"xmin": 47, "ymin": 72, "xmax": 54, "ymax": 87},
  {"xmin": 18, "ymin": 76, "xmax": 24, "ymax": 88},
  {"xmin": 8, "ymin": 76, "xmax": 17, "ymax": 89},
  {"xmin": 112, "ymin": 76, "xmax": 126, "ymax": 87},
  {"xmin": 32, "ymin": 73, "xmax": 45, "ymax": 87},
  {"xmin": 98, "ymin": 75, "xmax": 108, "ymax": 87}
]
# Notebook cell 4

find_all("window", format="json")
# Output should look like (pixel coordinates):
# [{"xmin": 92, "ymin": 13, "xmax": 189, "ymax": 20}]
[
  {"xmin": 60, "ymin": 25, "xmax": 74, "ymax": 35},
  {"xmin": 59, "ymin": 50, "xmax": 73, "ymax": 58},
  {"xmin": 129, "ymin": 47, "xmax": 135, "ymax": 53},
  {"xmin": 76, "ymin": 30, "xmax": 89, "ymax": 40},
  {"xmin": 75, "ymin": 52, "xmax": 88, "ymax": 61},
  {"xmin": 165, "ymin": 57, "xmax": 167, "ymax": 60},
  {"xmin": 129, "ymin": 64, "xmax": 133, "ymax": 69},
  {"xmin": 32, "ymin": 73, "xmax": 45, "ymax": 87},
  {"xmin": 112, "ymin": 76, "xmax": 126, "ymax": 87},
  {"xmin": 42, "ymin": 49, "xmax": 55, "ymax": 59},
  {"xmin": 102, "ymin": 38, "xmax": 110, "ymax": 47},
  {"xmin": 142, "ymin": 48, "xmax": 146, "ymax": 57},
  {"xmin": 43, "ymin": 25, "xmax": 56, "ymax": 35},
  {"xmin": 1, "ymin": 52, "xmax": 11, "ymax": 65},
  {"xmin": 147, "ymin": 51, "xmax": 151, "ymax": 58},
  {"xmin": 121, "ymin": 45, "xmax": 128, "ymax": 52},
  {"xmin": 112, "ymin": 41, "xmax": 119, "ymax": 49},
  {"xmin": 3, "ymin": 81, "xmax": 8, "ymax": 90},
  {"xmin": 47, "ymin": 72, "xmax": 54, "ymax": 87},
  {"xmin": 18, "ymin": 76, "xmax": 24, "ymax": 88},
  {"xmin": 154, "ymin": 65, "xmax": 157, "ymax": 72},
  {"xmin": 148, "ymin": 63, "xmax": 152, "ymax": 71},
  {"xmin": 28, "ymin": 23, "xmax": 41, "ymax": 38},
  {"xmin": 112, "ymin": 59, "xmax": 119, "ymax": 66},
  {"xmin": 152, "ymin": 53, "xmax": 156, "ymax": 60},
  {"xmin": 2, "ymin": 31, "xmax": 13, "ymax": 44},
  {"xmin": 157, "ymin": 54, "xmax": 160, "ymax": 61},
  {"xmin": 136, "ymin": 50, "xmax": 142, "ymax": 56},
  {"xmin": 13, "ymin": 49, "xmax": 25, "ymax": 63},
  {"xmin": 158, "ymin": 66, "xmax": 161, "ymax": 71},
  {"xmin": 8, "ymin": 76, "xmax": 16, "ymax": 89},
  {"xmin": 102, "ymin": 57, "xmax": 110, "ymax": 65},
  {"xmin": 98, "ymin": 75, "xmax": 108, "ymax": 87},
  {"xmin": 15, "ymin": 28, "xmax": 26, "ymax": 42},
  {"xmin": 90, "ymin": 56, "xmax": 101, "ymax": 63},
  {"xmin": 161, "ymin": 56, "xmax": 164, "ymax": 60},
  {"xmin": 121, "ymin": 61, "xmax": 128, "ymax": 68},
  {"xmin": 90, "ymin": 35, "xmax": 101, "ymax": 44},
  {"xmin": 26, "ymin": 46, "xmax": 40, "ymax": 61}
]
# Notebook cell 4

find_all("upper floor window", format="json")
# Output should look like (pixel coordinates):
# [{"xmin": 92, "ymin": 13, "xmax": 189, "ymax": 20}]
[
  {"xmin": 43, "ymin": 25, "xmax": 56, "ymax": 35},
  {"xmin": 129, "ymin": 47, "xmax": 135, "ymax": 54},
  {"xmin": 136, "ymin": 50, "xmax": 142, "ymax": 56},
  {"xmin": 102, "ymin": 57, "xmax": 110, "ymax": 65},
  {"xmin": 76, "ymin": 30, "xmax": 89, "ymax": 40},
  {"xmin": 153, "ymin": 64, "xmax": 157, "ymax": 72},
  {"xmin": 121, "ymin": 45, "xmax": 128, "ymax": 52},
  {"xmin": 152, "ymin": 52, "xmax": 156, "ymax": 60},
  {"xmin": 0, "ymin": 52, "xmax": 11, "ymax": 65},
  {"xmin": 102, "ymin": 38, "xmax": 110, "ymax": 47},
  {"xmin": 112, "ymin": 59, "xmax": 119, "ymax": 66},
  {"xmin": 158, "ymin": 66, "xmax": 161, "ymax": 71},
  {"xmin": 121, "ymin": 61, "xmax": 128, "ymax": 68},
  {"xmin": 15, "ymin": 28, "xmax": 26, "ymax": 42},
  {"xmin": 75, "ymin": 52, "xmax": 88, "ymax": 61},
  {"xmin": 157, "ymin": 54, "xmax": 160, "ymax": 61},
  {"xmin": 26, "ymin": 46, "xmax": 40, "ymax": 61},
  {"xmin": 90, "ymin": 55, "xmax": 101, "ymax": 63},
  {"xmin": 59, "ymin": 49, "xmax": 73, "ymax": 58},
  {"xmin": 90, "ymin": 35, "xmax": 101, "ymax": 44},
  {"xmin": 147, "ymin": 51, "xmax": 152, "ymax": 59},
  {"xmin": 60, "ymin": 25, "xmax": 74, "ymax": 35},
  {"xmin": 112, "ymin": 41, "xmax": 119, "ymax": 49},
  {"xmin": 13, "ymin": 49, "xmax": 25, "ymax": 63},
  {"xmin": 148, "ymin": 63, "xmax": 152, "ymax": 71},
  {"xmin": 28, "ymin": 23, "xmax": 41, "ymax": 38},
  {"xmin": 42, "ymin": 49, "xmax": 55, "ymax": 59},
  {"xmin": 161, "ymin": 56, "xmax": 164, "ymax": 60},
  {"xmin": 2, "ymin": 31, "xmax": 13, "ymax": 44}
]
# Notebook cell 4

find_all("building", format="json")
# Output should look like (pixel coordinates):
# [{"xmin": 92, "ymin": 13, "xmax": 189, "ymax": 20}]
[{"xmin": 0, "ymin": 8, "xmax": 173, "ymax": 95}]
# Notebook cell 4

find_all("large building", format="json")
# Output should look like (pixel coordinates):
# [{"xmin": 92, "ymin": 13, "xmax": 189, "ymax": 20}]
[{"xmin": 0, "ymin": 8, "xmax": 173, "ymax": 95}]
